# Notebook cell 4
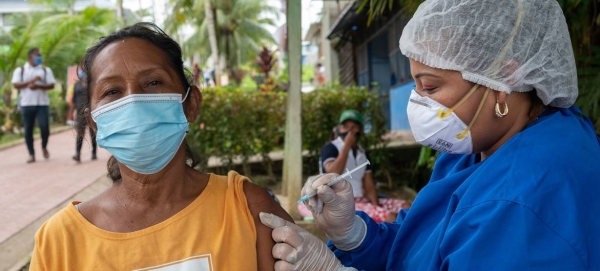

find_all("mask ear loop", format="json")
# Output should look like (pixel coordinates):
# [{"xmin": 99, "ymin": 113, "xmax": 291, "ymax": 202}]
[
  {"xmin": 181, "ymin": 86, "xmax": 191, "ymax": 103},
  {"xmin": 438, "ymin": 84, "xmax": 480, "ymax": 119},
  {"xmin": 457, "ymin": 87, "xmax": 490, "ymax": 139}
]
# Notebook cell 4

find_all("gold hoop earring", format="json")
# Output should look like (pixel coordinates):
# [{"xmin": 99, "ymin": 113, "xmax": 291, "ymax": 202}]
[{"xmin": 495, "ymin": 101, "xmax": 508, "ymax": 117}]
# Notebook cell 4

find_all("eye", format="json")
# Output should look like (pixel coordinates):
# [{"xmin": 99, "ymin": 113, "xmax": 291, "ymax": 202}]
[
  {"xmin": 102, "ymin": 89, "xmax": 120, "ymax": 97},
  {"xmin": 420, "ymin": 84, "xmax": 437, "ymax": 94},
  {"xmin": 147, "ymin": 80, "xmax": 161, "ymax": 86}
]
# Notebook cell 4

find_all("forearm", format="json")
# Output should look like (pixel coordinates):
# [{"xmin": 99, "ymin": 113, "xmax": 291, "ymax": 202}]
[
  {"xmin": 12, "ymin": 82, "xmax": 29, "ymax": 89},
  {"xmin": 366, "ymin": 186, "xmax": 379, "ymax": 206},
  {"xmin": 39, "ymin": 84, "xmax": 55, "ymax": 91},
  {"xmin": 326, "ymin": 146, "xmax": 351, "ymax": 174},
  {"xmin": 363, "ymin": 173, "xmax": 379, "ymax": 205},
  {"xmin": 330, "ymin": 212, "xmax": 400, "ymax": 270}
]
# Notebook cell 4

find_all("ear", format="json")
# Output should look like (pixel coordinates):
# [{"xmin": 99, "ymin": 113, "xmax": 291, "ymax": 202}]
[
  {"xmin": 184, "ymin": 85, "xmax": 202, "ymax": 123},
  {"xmin": 84, "ymin": 108, "xmax": 97, "ymax": 132},
  {"xmin": 496, "ymin": 91, "xmax": 508, "ymax": 104}
]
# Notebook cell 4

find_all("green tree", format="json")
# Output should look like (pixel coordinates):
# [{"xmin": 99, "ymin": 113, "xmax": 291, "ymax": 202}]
[
  {"xmin": 0, "ymin": 7, "xmax": 116, "ymax": 132},
  {"xmin": 166, "ymin": 0, "xmax": 279, "ymax": 82}
]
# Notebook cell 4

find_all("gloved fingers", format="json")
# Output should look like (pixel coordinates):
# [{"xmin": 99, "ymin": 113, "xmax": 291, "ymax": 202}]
[
  {"xmin": 274, "ymin": 260, "xmax": 295, "ymax": 271},
  {"xmin": 260, "ymin": 212, "xmax": 294, "ymax": 229},
  {"xmin": 301, "ymin": 174, "xmax": 324, "ymax": 199},
  {"xmin": 329, "ymin": 177, "xmax": 353, "ymax": 193},
  {"xmin": 318, "ymin": 181, "xmax": 354, "ymax": 206},
  {"xmin": 308, "ymin": 196, "xmax": 324, "ymax": 213},
  {"xmin": 272, "ymin": 243, "xmax": 299, "ymax": 263},
  {"xmin": 316, "ymin": 185, "xmax": 337, "ymax": 204},
  {"xmin": 272, "ymin": 225, "xmax": 305, "ymax": 248},
  {"xmin": 302, "ymin": 176, "xmax": 318, "ymax": 194},
  {"xmin": 309, "ymin": 173, "xmax": 339, "ymax": 191}
]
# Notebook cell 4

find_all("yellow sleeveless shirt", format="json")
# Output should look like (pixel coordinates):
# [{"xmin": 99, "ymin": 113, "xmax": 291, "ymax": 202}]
[{"xmin": 29, "ymin": 171, "xmax": 258, "ymax": 271}]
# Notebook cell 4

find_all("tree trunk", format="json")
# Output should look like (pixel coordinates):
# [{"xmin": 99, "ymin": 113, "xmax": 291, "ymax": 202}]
[
  {"xmin": 224, "ymin": 32, "xmax": 233, "ymax": 82},
  {"xmin": 204, "ymin": 0, "xmax": 221, "ymax": 86},
  {"xmin": 282, "ymin": 0, "xmax": 303, "ymax": 220},
  {"xmin": 116, "ymin": 0, "xmax": 125, "ymax": 26}
]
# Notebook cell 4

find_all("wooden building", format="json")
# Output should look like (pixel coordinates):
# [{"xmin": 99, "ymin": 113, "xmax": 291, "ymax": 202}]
[{"xmin": 327, "ymin": 1, "xmax": 414, "ymax": 131}]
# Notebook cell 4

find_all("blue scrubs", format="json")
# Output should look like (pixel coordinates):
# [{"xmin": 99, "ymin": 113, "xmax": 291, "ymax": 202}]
[{"xmin": 331, "ymin": 107, "xmax": 600, "ymax": 270}]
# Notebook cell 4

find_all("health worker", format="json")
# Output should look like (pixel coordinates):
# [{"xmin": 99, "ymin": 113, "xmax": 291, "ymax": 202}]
[{"xmin": 259, "ymin": 0, "xmax": 600, "ymax": 270}]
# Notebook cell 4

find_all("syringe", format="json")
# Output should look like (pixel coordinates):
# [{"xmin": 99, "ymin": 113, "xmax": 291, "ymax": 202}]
[{"xmin": 297, "ymin": 160, "xmax": 371, "ymax": 203}]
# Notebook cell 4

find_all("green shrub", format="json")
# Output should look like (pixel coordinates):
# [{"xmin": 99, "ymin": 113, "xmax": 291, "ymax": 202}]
[
  {"xmin": 187, "ymin": 85, "xmax": 389, "ymax": 178},
  {"xmin": 48, "ymin": 90, "xmax": 68, "ymax": 124}
]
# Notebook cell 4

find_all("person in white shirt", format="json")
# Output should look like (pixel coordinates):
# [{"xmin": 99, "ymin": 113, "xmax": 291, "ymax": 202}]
[
  {"xmin": 317, "ymin": 109, "xmax": 409, "ymax": 222},
  {"xmin": 11, "ymin": 48, "xmax": 56, "ymax": 163}
]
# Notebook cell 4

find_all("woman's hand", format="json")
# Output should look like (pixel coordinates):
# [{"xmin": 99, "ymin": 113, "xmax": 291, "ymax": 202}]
[
  {"xmin": 301, "ymin": 174, "xmax": 366, "ymax": 250},
  {"xmin": 260, "ymin": 212, "xmax": 358, "ymax": 271}
]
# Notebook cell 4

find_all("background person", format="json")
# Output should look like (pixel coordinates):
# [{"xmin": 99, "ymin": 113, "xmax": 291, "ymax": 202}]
[
  {"xmin": 29, "ymin": 23, "xmax": 293, "ymax": 271},
  {"xmin": 70, "ymin": 70, "xmax": 97, "ymax": 162},
  {"xmin": 11, "ymin": 48, "xmax": 56, "ymax": 163},
  {"xmin": 309, "ymin": 109, "xmax": 407, "ymax": 222},
  {"xmin": 261, "ymin": 0, "xmax": 600, "ymax": 270}
]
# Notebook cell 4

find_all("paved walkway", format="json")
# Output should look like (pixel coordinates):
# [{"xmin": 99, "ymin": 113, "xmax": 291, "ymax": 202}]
[{"xmin": 0, "ymin": 128, "xmax": 111, "ymax": 270}]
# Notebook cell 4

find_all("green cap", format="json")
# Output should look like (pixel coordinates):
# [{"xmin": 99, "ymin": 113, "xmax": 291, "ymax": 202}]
[{"xmin": 339, "ymin": 109, "xmax": 363, "ymax": 126}]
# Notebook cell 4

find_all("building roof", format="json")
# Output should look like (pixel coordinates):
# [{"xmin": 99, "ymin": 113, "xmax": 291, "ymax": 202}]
[
  {"xmin": 304, "ymin": 22, "xmax": 321, "ymax": 42},
  {"xmin": 326, "ymin": 1, "xmax": 363, "ymax": 40}
]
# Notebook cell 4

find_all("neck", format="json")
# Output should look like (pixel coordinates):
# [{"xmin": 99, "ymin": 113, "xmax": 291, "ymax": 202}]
[
  {"xmin": 28, "ymin": 60, "xmax": 36, "ymax": 67},
  {"xmin": 116, "ymin": 147, "xmax": 190, "ymax": 206},
  {"xmin": 480, "ymin": 104, "xmax": 545, "ymax": 161}
]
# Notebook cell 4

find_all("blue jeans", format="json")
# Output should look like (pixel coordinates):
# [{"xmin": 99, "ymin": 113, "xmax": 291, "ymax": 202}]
[{"xmin": 21, "ymin": 105, "xmax": 50, "ymax": 156}]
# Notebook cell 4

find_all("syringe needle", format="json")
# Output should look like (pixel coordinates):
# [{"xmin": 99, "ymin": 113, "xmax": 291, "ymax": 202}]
[{"xmin": 297, "ymin": 160, "xmax": 370, "ymax": 203}]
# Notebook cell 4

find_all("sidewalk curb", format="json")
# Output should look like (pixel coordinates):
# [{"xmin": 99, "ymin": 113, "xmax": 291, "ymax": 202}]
[
  {"xmin": 0, "ymin": 126, "xmax": 73, "ymax": 152},
  {"xmin": 0, "ymin": 174, "xmax": 110, "ymax": 271}
]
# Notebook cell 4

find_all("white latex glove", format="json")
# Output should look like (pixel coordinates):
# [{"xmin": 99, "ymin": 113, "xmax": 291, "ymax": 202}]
[
  {"xmin": 301, "ymin": 174, "xmax": 366, "ymax": 250},
  {"xmin": 260, "ymin": 212, "xmax": 358, "ymax": 271}
]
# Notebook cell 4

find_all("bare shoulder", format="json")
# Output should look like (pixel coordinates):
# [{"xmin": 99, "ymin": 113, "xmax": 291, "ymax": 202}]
[
  {"xmin": 243, "ymin": 181, "xmax": 293, "ymax": 222},
  {"xmin": 243, "ymin": 181, "xmax": 293, "ymax": 271}
]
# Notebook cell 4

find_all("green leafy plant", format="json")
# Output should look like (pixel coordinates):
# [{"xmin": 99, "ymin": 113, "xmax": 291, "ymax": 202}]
[{"xmin": 187, "ymin": 85, "xmax": 389, "ymax": 179}]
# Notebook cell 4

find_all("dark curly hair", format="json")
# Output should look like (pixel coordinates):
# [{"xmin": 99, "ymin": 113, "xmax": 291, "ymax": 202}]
[{"xmin": 77, "ymin": 22, "xmax": 200, "ymax": 182}]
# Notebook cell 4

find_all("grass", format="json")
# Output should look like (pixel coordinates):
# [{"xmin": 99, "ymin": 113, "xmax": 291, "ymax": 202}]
[
  {"xmin": 0, "ymin": 133, "xmax": 25, "ymax": 146},
  {"xmin": 0, "ymin": 124, "xmax": 65, "ymax": 147}
]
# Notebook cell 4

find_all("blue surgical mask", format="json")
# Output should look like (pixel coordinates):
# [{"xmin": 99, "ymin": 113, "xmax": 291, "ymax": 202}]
[
  {"xmin": 91, "ymin": 88, "xmax": 191, "ymax": 174},
  {"xmin": 33, "ymin": 55, "xmax": 42, "ymax": 66}
]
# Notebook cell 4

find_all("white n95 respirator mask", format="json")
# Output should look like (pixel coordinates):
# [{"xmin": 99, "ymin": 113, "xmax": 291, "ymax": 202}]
[{"xmin": 407, "ymin": 85, "xmax": 490, "ymax": 154}]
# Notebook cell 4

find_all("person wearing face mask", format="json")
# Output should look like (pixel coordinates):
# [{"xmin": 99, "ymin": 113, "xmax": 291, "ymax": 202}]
[
  {"xmin": 70, "ymin": 70, "xmax": 97, "ymax": 163},
  {"xmin": 29, "ymin": 23, "xmax": 293, "ymax": 271},
  {"xmin": 259, "ymin": 0, "xmax": 600, "ymax": 270},
  {"xmin": 310, "ymin": 109, "xmax": 408, "ymax": 222},
  {"xmin": 11, "ymin": 48, "xmax": 56, "ymax": 163}
]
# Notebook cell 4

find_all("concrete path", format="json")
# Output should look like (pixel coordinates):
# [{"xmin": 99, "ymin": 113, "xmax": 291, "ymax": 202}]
[{"xmin": 0, "ymin": 128, "xmax": 111, "ymax": 271}]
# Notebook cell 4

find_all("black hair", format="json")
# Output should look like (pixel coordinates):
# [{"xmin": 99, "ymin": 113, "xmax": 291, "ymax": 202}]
[
  {"xmin": 27, "ymin": 48, "xmax": 39, "ymax": 56},
  {"xmin": 77, "ymin": 22, "xmax": 199, "ymax": 182}
]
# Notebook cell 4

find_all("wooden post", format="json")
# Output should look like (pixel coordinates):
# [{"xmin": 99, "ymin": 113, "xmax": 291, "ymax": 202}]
[{"xmin": 283, "ymin": 0, "xmax": 302, "ymax": 220}]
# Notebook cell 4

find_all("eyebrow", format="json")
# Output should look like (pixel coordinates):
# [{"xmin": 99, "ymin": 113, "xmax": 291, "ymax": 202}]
[
  {"xmin": 96, "ymin": 66, "xmax": 172, "ymax": 82},
  {"xmin": 414, "ymin": 72, "xmax": 441, "ymax": 80}
]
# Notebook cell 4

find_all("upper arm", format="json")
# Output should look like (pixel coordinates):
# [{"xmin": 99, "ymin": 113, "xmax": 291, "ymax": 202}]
[
  {"xmin": 440, "ymin": 201, "xmax": 586, "ymax": 270},
  {"xmin": 243, "ymin": 182, "xmax": 294, "ymax": 271},
  {"xmin": 45, "ymin": 68, "xmax": 56, "ymax": 84},
  {"xmin": 365, "ymin": 152, "xmax": 373, "ymax": 172},
  {"xmin": 11, "ymin": 68, "xmax": 21, "ymax": 84},
  {"xmin": 321, "ymin": 143, "xmax": 339, "ymax": 173}
]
